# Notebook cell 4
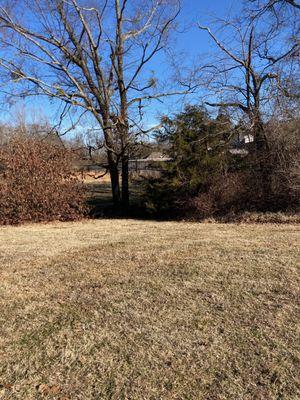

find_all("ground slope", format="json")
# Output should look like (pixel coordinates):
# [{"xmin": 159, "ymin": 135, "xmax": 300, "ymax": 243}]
[{"xmin": 0, "ymin": 220, "xmax": 299, "ymax": 399}]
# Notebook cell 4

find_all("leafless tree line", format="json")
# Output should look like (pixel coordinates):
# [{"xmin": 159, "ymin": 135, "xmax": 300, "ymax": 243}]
[
  {"xmin": 0, "ymin": 0, "xmax": 298, "ymax": 206},
  {"xmin": 0, "ymin": 0, "xmax": 197, "ymax": 206},
  {"xmin": 199, "ymin": 0, "xmax": 299, "ymax": 147}
]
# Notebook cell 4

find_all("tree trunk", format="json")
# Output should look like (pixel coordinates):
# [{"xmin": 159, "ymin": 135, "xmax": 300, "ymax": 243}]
[
  {"xmin": 253, "ymin": 120, "xmax": 272, "ymax": 209},
  {"xmin": 107, "ymin": 152, "xmax": 121, "ymax": 207},
  {"xmin": 121, "ymin": 153, "xmax": 129, "ymax": 208},
  {"xmin": 254, "ymin": 117, "xmax": 268, "ymax": 153}
]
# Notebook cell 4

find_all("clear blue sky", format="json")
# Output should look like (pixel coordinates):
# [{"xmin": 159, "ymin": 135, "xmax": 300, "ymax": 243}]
[
  {"xmin": 0, "ymin": 0, "xmax": 242, "ymax": 133},
  {"xmin": 142, "ymin": 0, "xmax": 243, "ymax": 127},
  {"xmin": 180, "ymin": 0, "xmax": 241, "ymax": 50}
]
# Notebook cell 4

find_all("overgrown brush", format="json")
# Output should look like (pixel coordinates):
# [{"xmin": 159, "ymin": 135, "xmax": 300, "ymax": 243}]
[{"xmin": 0, "ymin": 136, "xmax": 87, "ymax": 224}]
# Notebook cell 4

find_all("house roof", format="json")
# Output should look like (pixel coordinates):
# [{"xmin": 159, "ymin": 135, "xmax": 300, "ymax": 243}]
[{"xmin": 143, "ymin": 152, "xmax": 172, "ymax": 161}]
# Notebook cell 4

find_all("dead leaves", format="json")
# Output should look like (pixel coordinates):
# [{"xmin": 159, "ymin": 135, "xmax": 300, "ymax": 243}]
[
  {"xmin": 37, "ymin": 383, "xmax": 70, "ymax": 398},
  {"xmin": 0, "ymin": 383, "xmax": 12, "ymax": 390}
]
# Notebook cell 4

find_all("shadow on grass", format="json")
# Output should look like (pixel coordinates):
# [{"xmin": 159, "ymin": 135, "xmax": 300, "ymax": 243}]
[
  {"xmin": 86, "ymin": 181, "xmax": 162, "ymax": 221},
  {"xmin": 85, "ymin": 180, "xmax": 182, "ymax": 221},
  {"xmin": 85, "ymin": 181, "xmax": 300, "ymax": 224}
]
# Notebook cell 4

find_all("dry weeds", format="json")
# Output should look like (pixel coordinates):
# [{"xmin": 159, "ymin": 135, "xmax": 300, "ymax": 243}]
[{"xmin": 0, "ymin": 220, "xmax": 299, "ymax": 399}]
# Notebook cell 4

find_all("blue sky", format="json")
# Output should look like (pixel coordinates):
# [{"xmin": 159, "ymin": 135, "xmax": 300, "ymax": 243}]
[
  {"xmin": 180, "ymin": 0, "xmax": 241, "ymax": 49},
  {"xmin": 136, "ymin": 0, "xmax": 243, "ymax": 128},
  {"xmin": 0, "ymin": 0, "xmax": 243, "ymax": 133}
]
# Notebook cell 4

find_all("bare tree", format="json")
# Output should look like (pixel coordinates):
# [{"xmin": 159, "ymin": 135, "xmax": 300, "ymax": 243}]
[
  {"xmin": 0, "ymin": 0, "xmax": 193, "ymax": 207},
  {"xmin": 244, "ymin": 0, "xmax": 300, "ymax": 112},
  {"xmin": 247, "ymin": 0, "xmax": 300, "ymax": 12},
  {"xmin": 198, "ymin": 6, "xmax": 299, "ymax": 206},
  {"xmin": 198, "ymin": 11, "xmax": 299, "ymax": 151}
]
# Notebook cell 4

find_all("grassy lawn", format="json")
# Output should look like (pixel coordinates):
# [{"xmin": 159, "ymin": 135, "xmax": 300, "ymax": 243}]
[{"xmin": 0, "ymin": 220, "xmax": 299, "ymax": 399}]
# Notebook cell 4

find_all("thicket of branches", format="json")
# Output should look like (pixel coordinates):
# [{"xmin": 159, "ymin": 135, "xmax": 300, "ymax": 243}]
[
  {"xmin": 144, "ymin": 105, "xmax": 299, "ymax": 219},
  {"xmin": 0, "ymin": 135, "xmax": 87, "ymax": 224},
  {"xmin": 0, "ymin": 0, "xmax": 194, "ymax": 208},
  {"xmin": 142, "ymin": 0, "xmax": 299, "ymax": 218},
  {"xmin": 0, "ymin": 0, "xmax": 298, "ymax": 222}
]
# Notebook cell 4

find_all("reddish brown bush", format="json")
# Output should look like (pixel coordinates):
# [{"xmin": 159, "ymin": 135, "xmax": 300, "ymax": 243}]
[
  {"xmin": 186, "ymin": 192, "xmax": 216, "ymax": 218},
  {"xmin": 183, "ymin": 173, "xmax": 248, "ymax": 218},
  {"xmin": 0, "ymin": 136, "xmax": 87, "ymax": 224}
]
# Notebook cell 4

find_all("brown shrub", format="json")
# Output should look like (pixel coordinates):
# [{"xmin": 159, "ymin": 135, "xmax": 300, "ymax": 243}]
[
  {"xmin": 265, "ymin": 119, "xmax": 300, "ymax": 209},
  {"xmin": 209, "ymin": 173, "xmax": 250, "ymax": 212},
  {"xmin": 186, "ymin": 192, "xmax": 216, "ymax": 218},
  {"xmin": 187, "ymin": 164, "xmax": 299, "ymax": 220},
  {"xmin": 0, "ymin": 136, "xmax": 87, "ymax": 224},
  {"xmin": 185, "ymin": 173, "xmax": 252, "ymax": 218}
]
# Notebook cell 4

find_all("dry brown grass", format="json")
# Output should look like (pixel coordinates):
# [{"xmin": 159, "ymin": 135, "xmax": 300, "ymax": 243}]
[
  {"xmin": 204, "ymin": 212, "xmax": 300, "ymax": 224},
  {"xmin": 0, "ymin": 220, "xmax": 299, "ymax": 399}
]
